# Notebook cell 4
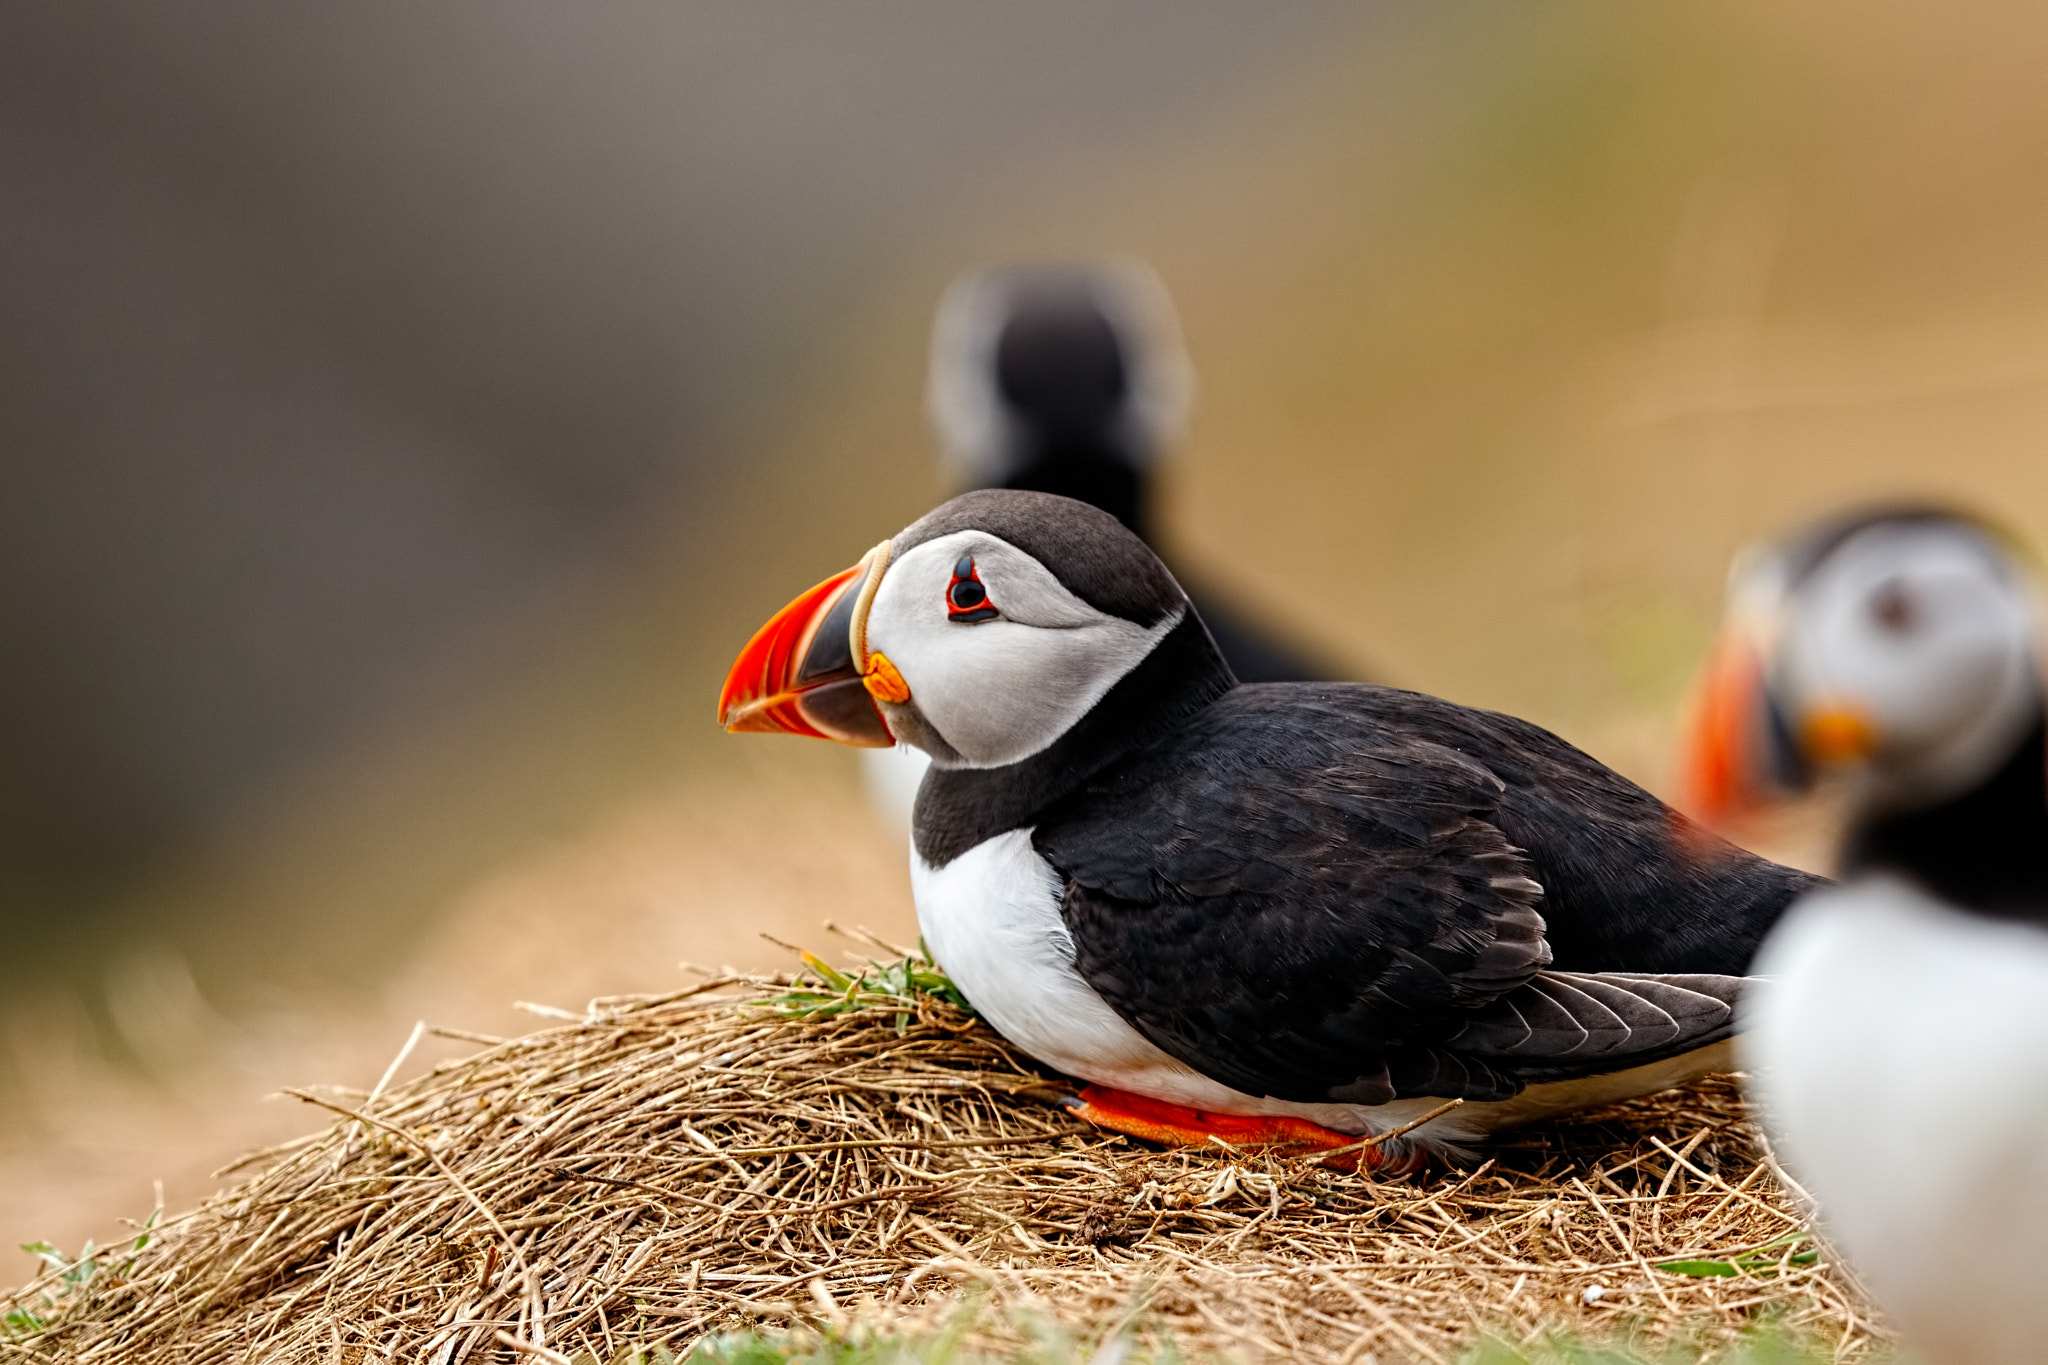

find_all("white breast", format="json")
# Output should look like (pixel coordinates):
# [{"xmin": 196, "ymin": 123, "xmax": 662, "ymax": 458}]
[
  {"xmin": 1742, "ymin": 876, "xmax": 2048, "ymax": 1365},
  {"xmin": 906, "ymin": 829, "xmax": 1641, "ymax": 1151},
  {"xmin": 910, "ymin": 829, "xmax": 1212, "ymax": 1096}
]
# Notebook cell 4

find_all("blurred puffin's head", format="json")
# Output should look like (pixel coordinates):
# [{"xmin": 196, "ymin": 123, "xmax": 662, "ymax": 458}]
[
  {"xmin": 926, "ymin": 261, "xmax": 1192, "ymax": 536},
  {"xmin": 1681, "ymin": 507, "xmax": 2042, "ymax": 824},
  {"xmin": 719, "ymin": 490, "xmax": 1193, "ymax": 770}
]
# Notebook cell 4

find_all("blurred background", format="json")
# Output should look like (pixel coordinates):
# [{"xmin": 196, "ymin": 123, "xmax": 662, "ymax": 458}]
[{"xmin": 9, "ymin": 0, "xmax": 2048, "ymax": 1270}]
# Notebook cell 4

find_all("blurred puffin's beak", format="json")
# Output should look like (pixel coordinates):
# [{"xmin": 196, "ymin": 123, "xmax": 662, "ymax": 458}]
[
  {"xmin": 1676, "ymin": 624, "xmax": 1782, "ymax": 829},
  {"xmin": 1797, "ymin": 706, "xmax": 1878, "ymax": 768},
  {"xmin": 1679, "ymin": 565, "xmax": 1883, "ymax": 833},
  {"xmin": 718, "ymin": 540, "xmax": 907, "ymax": 747}
]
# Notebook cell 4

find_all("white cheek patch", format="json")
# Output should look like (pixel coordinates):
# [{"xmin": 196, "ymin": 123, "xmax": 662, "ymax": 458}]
[
  {"xmin": 1788, "ymin": 527, "xmax": 2040, "ymax": 795},
  {"xmin": 866, "ymin": 530, "xmax": 1182, "ymax": 768}
]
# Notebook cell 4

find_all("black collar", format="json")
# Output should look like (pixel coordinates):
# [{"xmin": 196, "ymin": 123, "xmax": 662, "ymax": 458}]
[
  {"xmin": 912, "ymin": 612, "xmax": 1236, "ymax": 866},
  {"xmin": 1850, "ymin": 717, "xmax": 2048, "ymax": 921}
]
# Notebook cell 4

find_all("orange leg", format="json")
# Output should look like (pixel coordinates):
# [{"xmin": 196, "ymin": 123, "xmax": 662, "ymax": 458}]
[{"xmin": 1060, "ymin": 1085, "xmax": 1424, "ymax": 1175}]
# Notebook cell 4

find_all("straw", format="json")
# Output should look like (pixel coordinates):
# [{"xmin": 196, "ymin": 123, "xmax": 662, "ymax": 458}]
[{"xmin": 0, "ymin": 961, "xmax": 1880, "ymax": 1363}]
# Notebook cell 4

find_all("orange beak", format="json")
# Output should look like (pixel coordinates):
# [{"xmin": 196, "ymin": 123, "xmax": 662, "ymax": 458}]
[
  {"xmin": 717, "ymin": 540, "xmax": 903, "ymax": 747},
  {"xmin": 1675, "ymin": 625, "xmax": 1782, "ymax": 830}
]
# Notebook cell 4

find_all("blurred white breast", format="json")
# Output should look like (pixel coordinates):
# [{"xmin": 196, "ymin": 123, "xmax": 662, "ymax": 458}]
[
  {"xmin": 861, "ymin": 745, "xmax": 930, "ymax": 840},
  {"xmin": 1742, "ymin": 876, "xmax": 2048, "ymax": 1365}
]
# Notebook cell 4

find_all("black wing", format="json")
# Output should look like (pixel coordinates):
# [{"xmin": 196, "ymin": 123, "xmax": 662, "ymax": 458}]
[
  {"xmin": 1319, "ymin": 685, "xmax": 1826, "ymax": 975},
  {"xmin": 1034, "ymin": 692, "xmax": 1743, "ymax": 1105}
]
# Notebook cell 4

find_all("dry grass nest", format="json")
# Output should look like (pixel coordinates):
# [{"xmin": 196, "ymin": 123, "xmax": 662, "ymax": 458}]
[{"xmin": 1, "ymin": 944, "xmax": 1883, "ymax": 1364}]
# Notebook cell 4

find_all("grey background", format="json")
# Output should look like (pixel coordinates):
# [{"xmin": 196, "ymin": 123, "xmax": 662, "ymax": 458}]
[{"xmin": 0, "ymin": 2, "xmax": 1356, "ymax": 911}]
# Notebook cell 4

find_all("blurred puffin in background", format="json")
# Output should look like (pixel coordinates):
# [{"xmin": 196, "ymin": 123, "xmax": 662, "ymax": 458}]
[
  {"xmin": 866, "ymin": 261, "xmax": 1341, "ymax": 831},
  {"xmin": 1680, "ymin": 506, "xmax": 2048, "ymax": 1365},
  {"xmin": 725, "ymin": 489, "xmax": 1819, "ymax": 1166}
]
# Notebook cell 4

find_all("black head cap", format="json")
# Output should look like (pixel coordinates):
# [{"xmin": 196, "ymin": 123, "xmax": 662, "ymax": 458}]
[
  {"xmin": 994, "ymin": 280, "xmax": 1131, "ymax": 442},
  {"xmin": 1775, "ymin": 502, "xmax": 2020, "ymax": 590},
  {"xmin": 894, "ymin": 489, "xmax": 1186, "ymax": 628}
]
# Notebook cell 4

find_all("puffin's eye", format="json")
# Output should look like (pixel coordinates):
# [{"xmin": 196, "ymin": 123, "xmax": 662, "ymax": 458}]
[
  {"xmin": 1869, "ymin": 580, "xmax": 1917, "ymax": 634},
  {"xmin": 946, "ymin": 555, "xmax": 999, "ymax": 623}
]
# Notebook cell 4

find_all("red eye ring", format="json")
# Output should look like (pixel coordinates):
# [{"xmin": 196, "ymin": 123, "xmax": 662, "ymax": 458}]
[{"xmin": 946, "ymin": 555, "xmax": 999, "ymax": 623}]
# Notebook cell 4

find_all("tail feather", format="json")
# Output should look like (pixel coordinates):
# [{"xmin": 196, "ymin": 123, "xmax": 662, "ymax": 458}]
[{"xmin": 1447, "ymin": 971, "xmax": 1740, "ymax": 1078}]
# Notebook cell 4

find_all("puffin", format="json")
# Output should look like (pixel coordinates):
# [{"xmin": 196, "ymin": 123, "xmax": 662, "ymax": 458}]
[
  {"xmin": 726, "ymin": 490, "xmax": 1820, "ymax": 1165},
  {"xmin": 925, "ymin": 260, "xmax": 1330, "ymax": 685},
  {"xmin": 866, "ymin": 262, "xmax": 1341, "ymax": 829},
  {"xmin": 1679, "ymin": 506, "xmax": 2048, "ymax": 1365}
]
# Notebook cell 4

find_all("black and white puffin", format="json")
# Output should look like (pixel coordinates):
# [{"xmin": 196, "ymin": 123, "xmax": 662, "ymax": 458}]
[
  {"xmin": 868, "ymin": 261, "xmax": 1341, "ymax": 829},
  {"xmin": 1679, "ymin": 507, "xmax": 2048, "ymax": 1364},
  {"xmin": 726, "ymin": 490, "xmax": 1819, "ymax": 1165}
]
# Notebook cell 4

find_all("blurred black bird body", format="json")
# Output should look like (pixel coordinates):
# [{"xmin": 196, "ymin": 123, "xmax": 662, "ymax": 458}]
[{"xmin": 926, "ymin": 260, "xmax": 1330, "ymax": 684}]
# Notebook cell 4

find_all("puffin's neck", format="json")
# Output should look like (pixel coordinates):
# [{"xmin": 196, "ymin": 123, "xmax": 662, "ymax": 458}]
[
  {"xmin": 911, "ymin": 610, "xmax": 1235, "ymax": 867},
  {"xmin": 998, "ymin": 441, "xmax": 1150, "ymax": 541},
  {"xmin": 1847, "ymin": 716, "xmax": 2048, "ymax": 921}
]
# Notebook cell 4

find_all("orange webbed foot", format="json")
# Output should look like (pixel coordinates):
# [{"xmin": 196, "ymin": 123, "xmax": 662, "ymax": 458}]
[{"xmin": 1059, "ymin": 1085, "xmax": 1425, "ymax": 1174}]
